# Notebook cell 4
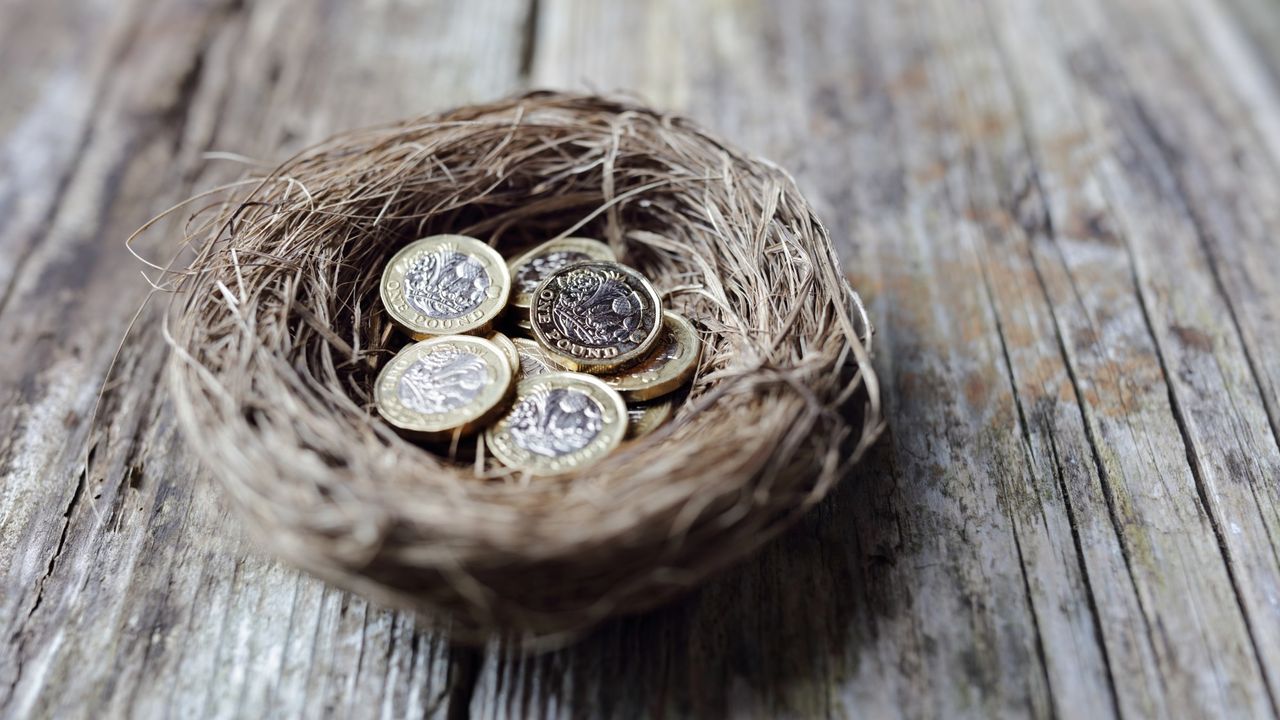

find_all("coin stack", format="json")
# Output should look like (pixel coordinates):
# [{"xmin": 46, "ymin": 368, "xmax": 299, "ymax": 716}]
[{"xmin": 376, "ymin": 234, "xmax": 699, "ymax": 476}]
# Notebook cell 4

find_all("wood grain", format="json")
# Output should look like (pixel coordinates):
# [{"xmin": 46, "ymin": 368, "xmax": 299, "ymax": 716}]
[
  {"xmin": 0, "ymin": 0, "xmax": 525, "ymax": 717},
  {"xmin": 2, "ymin": 0, "xmax": 1279, "ymax": 717}
]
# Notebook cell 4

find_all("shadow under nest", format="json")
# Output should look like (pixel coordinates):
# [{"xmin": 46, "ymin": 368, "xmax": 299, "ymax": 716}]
[{"xmin": 165, "ymin": 91, "xmax": 881, "ymax": 644}]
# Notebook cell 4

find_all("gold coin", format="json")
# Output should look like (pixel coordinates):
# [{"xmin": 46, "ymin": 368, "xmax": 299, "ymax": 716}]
[
  {"xmin": 374, "ymin": 335, "xmax": 514, "ymax": 437},
  {"xmin": 626, "ymin": 398, "xmax": 673, "ymax": 439},
  {"xmin": 487, "ymin": 331, "xmax": 520, "ymax": 375},
  {"xmin": 511, "ymin": 337, "xmax": 567, "ymax": 379},
  {"xmin": 601, "ymin": 312, "xmax": 699, "ymax": 401},
  {"xmin": 508, "ymin": 237, "xmax": 615, "ymax": 311},
  {"xmin": 380, "ymin": 234, "xmax": 510, "ymax": 338},
  {"xmin": 530, "ymin": 261, "xmax": 663, "ymax": 373},
  {"xmin": 486, "ymin": 372, "xmax": 627, "ymax": 475}
]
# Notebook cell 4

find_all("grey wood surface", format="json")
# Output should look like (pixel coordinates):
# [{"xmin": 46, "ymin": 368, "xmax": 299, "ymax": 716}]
[{"xmin": 2, "ymin": 0, "xmax": 1279, "ymax": 717}]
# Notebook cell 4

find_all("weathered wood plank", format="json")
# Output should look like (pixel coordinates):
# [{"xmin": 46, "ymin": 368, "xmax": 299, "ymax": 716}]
[
  {"xmin": 3, "ymin": 0, "xmax": 1280, "ymax": 717},
  {"xmin": 0, "ymin": 0, "xmax": 132, "ymax": 304},
  {"xmin": 1218, "ymin": 0, "xmax": 1280, "ymax": 111},
  {"xmin": 0, "ymin": 0, "xmax": 528, "ymax": 717},
  {"xmin": 471, "ymin": 0, "xmax": 1280, "ymax": 718},
  {"xmin": 921, "ymin": 3, "xmax": 1171, "ymax": 715},
  {"xmin": 985, "ymin": 0, "xmax": 1280, "ymax": 711},
  {"xmin": 479, "ymin": 0, "xmax": 1075, "ymax": 717}
]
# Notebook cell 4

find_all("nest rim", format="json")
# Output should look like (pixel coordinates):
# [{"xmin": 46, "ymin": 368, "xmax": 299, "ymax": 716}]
[{"xmin": 163, "ymin": 90, "xmax": 881, "ymax": 642}]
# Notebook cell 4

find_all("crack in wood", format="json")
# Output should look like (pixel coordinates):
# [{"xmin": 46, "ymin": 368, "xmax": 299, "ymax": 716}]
[
  {"xmin": 446, "ymin": 645, "xmax": 482, "ymax": 720},
  {"xmin": 976, "ymin": 8, "xmax": 1175, "ymax": 713},
  {"xmin": 0, "ymin": 447, "xmax": 91, "ymax": 710},
  {"xmin": 1121, "ymin": 97, "xmax": 1280, "ymax": 713}
]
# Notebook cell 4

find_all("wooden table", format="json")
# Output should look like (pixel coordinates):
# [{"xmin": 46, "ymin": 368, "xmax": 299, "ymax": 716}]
[{"xmin": 3, "ymin": 0, "xmax": 1279, "ymax": 717}]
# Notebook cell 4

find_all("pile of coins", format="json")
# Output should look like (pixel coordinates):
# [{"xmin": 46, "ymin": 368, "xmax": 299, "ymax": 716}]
[{"xmin": 376, "ymin": 234, "xmax": 699, "ymax": 475}]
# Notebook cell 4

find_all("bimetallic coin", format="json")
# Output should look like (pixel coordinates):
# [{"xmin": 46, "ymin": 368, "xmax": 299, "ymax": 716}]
[
  {"xmin": 511, "ymin": 337, "xmax": 566, "ymax": 380},
  {"xmin": 486, "ymin": 372, "xmax": 627, "ymax": 475},
  {"xmin": 487, "ymin": 332, "xmax": 520, "ymax": 375},
  {"xmin": 601, "ymin": 312, "xmax": 700, "ymax": 401},
  {"xmin": 508, "ymin": 237, "xmax": 615, "ymax": 311},
  {"xmin": 375, "ymin": 335, "xmax": 514, "ymax": 437},
  {"xmin": 626, "ymin": 398, "xmax": 674, "ymax": 439},
  {"xmin": 530, "ymin": 261, "xmax": 663, "ymax": 373},
  {"xmin": 381, "ymin": 235, "xmax": 510, "ymax": 337}
]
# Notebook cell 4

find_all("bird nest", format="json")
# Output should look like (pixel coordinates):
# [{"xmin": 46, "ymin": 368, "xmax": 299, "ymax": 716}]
[{"xmin": 165, "ymin": 91, "xmax": 881, "ymax": 643}]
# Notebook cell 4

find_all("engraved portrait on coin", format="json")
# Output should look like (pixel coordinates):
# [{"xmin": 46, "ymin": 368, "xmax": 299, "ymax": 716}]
[
  {"xmin": 506, "ymin": 387, "xmax": 603, "ymax": 457},
  {"xmin": 403, "ymin": 248, "xmax": 492, "ymax": 319},
  {"xmin": 396, "ymin": 348, "xmax": 487, "ymax": 415}
]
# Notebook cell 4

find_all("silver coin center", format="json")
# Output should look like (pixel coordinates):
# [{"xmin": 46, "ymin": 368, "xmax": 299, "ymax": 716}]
[
  {"xmin": 397, "ymin": 348, "xmax": 487, "ymax": 415},
  {"xmin": 516, "ymin": 250, "xmax": 591, "ymax": 294},
  {"xmin": 550, "ymin": 269, "xmax": 644, "ymax": 348},
  {"xmin": 506, "ymin": 387, "xmax": 604, "ymax": 457},
  {"xmin": 403, "ymin": 249, "xmax": 491, "ymax": 319}
]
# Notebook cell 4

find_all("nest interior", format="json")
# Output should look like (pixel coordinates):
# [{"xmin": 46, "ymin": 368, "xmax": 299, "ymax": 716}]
[{"xmin": 166, "ymin": 91, "xmax": 880, "ymax": 641}]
